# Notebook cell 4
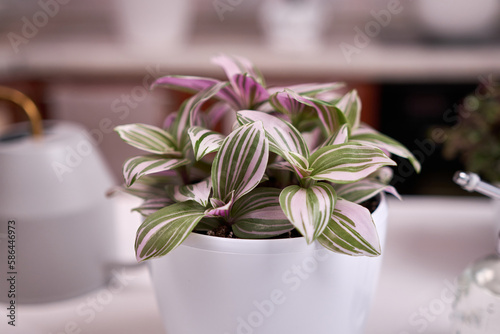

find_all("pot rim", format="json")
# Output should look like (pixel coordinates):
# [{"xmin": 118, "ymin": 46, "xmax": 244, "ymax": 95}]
[{"xmin": 180, "ymin": 193, "xmax": 388, "ymax": 255}]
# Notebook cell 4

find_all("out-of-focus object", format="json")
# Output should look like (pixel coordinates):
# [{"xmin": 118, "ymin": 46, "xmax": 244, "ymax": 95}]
[
  {"xmin": 441, "ymin": 81, "xmax": 500, "ymax": 184},
  {"xmin": 0, "ymin": 87, "xmax": 117, "ymax": 303},
  {"xmin": 452, "ymin": 171, "xmax": 500, "ymax": 333},
  {"xmin": 452, "ymin": 233, "xmax": 500, "ymax": 333},
  {"xmin": 414, "ymin": 0, "xmax": 500, "ymax": 41},
  {"xmin": 454, "ymin": 171, "xmax": 500, "ymax": 200},
  {"xmin": 258, "ymin": 0, "xmax": 326, "ymax": 53},
  {"xmin": 116, "ymin": 0, "xmax": 192, "ymax": 51}
]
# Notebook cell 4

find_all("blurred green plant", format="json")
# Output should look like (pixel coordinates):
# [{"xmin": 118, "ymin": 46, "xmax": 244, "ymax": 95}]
[{"xmin": 441, "ymin": 80, "xmax": 500, "ymax": 183}]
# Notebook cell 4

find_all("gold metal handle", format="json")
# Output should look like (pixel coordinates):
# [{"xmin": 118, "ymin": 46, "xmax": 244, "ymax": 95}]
[{"xmin": 0, "ymin": 86, "xmax": 43, "ymax": 138}]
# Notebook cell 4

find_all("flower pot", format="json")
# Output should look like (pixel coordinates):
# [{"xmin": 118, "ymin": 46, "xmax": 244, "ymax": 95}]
[{"xmin": 148, "ymin": 195, "xmax": 388, "ymax": 334}]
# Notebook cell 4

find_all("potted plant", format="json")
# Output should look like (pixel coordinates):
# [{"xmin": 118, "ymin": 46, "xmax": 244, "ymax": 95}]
[{"xmin": 115, "ymin": 55, "xmax": 420, "ymax": 334}]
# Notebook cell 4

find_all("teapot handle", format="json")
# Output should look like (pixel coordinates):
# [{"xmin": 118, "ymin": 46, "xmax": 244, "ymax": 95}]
[{"xmin": 0, "ymin": 86, "xmax": 43, "ymax": 138}]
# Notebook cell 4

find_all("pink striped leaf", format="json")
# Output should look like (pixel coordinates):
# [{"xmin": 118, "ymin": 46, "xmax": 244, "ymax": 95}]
[
  {"xmin": 123, "ymin": 155, "xmax": 190, "ymax": 187},
  {"xmin": 169, "ymin": 82, "xmax": 229, "ymax": 153},
  {"xmin": 269, "ymin": 89, "xmax": 347, "ymax": 136},
  {"xmin": 132, "ymin": 197, "xmax": 174, "ymax": 217},
  {"xmin": 335, "ymin": 180, "xmax": 401, "ymax": 204},
  {"xmin": 135, "ymin": 201, "xmax": 206, "ymax": 261},
  {"xmin": 237, "ymin": 110, "xmax": 309, "ymax": 159},
  {"xmin": 165, "ymin": 178, "xmax": 212, "ymax": 207},
  {"xmin": 115, "ymin": 123, "xmax": 179, "ymax": 155},
  {"xmin": 279, "ymin": 182, "xmax": 336, "ymax": 244},
  {"xmin": 351, "ymin": 125, "xmax": 421, "ymax": 173},
  {"xmin": 267, "ymin": 82, "xmax": 345, "ymax": 96},
  {"xmin": 232, "ymin": 73, "xmax": 270, "ymax": 109},
  {"xmin": 188, "ymin": 126, "xmax": 225, "ymax": 161},
  {"xmin": 152, "ymin": 75, "xmax": 237, "ymax": 104},
  {"xmin": 335, "ymin": 90, "xmax": 361, "ymax": 130},
  {"xmin": 211, "ymin": 122, "xmax": 269, "ymax": 203},
  {"xmin": 319, "ymin": 123, "xmax": 350, "ymax": 148},
  {"xmin": 211, "ymin": 54, "xmax": 266, "ymax": 87},
  {"xmin": 318, "ymin": 199, "xmax": 381, "ymax": 256},
  {"xmin": 231, "ymin": 188, "xmax": 294, "ymax": 238},
  {"xmin": 308, "ymin": 143, "xmax": 396, "ymax": 184}
]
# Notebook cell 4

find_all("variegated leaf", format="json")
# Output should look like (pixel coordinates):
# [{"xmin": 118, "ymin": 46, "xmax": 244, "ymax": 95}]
[
  {"xmin": 135, "ymin": 201, "xmax": 206, "ymax": 261},
  {"xmin": 212, "ymin": 122, "xmax": 269, "ymax": 202},
  {"xmin": 165, "ymin": 178, "xmax": 212, "ymax": 207},
  {"xmin": 123, "ymin": 155, "xmax": 190, "ymax": 187},
  {"xmin": 308, "ymin": 143, "xmax": 396, "ymax": 184},
  {"xmin": 335, "ymin": 180, "xmax": 401, "ymax": 204},
  {"xmin": 279, "ymin": 183, "xmax": 336, "ymax": 244},
  {"xmin": 267, "ymin": 82, "xmax": 345, "ymax": 96},
  {"xmin": 170, "ymin": 82, "xmax": 229, "ymax": 152},
  {"xmin": 195, "ymin": 217, "xmax": 221, "ymax": 232},
  {"xmin": 335, "ymin": 90, "xmax": 361, "ymax": 130},
  {"xmin": 211, "ymin": 54, "xmax": 266, "ymax": 87},
  {"xmin": 318, "ymin": 199, "xmax": 381, "ymax": 256},
  {"xmin": 269, "ymin": 90, "xmax": 347, "ymax": 137},
  {"xmin": 188, "ymin": 126, "xmax": 225, "ymax": 161},
  {"xmin": 231, "ymin": 188, "xmax": 294, "ymax": 238},
  {"xmin": 205, "ymin": 192, "xmax": 235, "ymax": 219},
  {"xmin": 115, "ymin": 123, "xmax": 179, "ymax": 155},
  {"xmin": 320, "ymin": 123, "xmax": 349, "ymax": 148},
  {"xmin": 152, "ymin": 75, "xmax": 237, "ymax": 104},
  {"xmin": 132, "ymin": 197, "xmax": 174, "ymax": 217},
  {"xmin": 232, "ymin": 73, "xmax": 269, "ymax": 109},
  {"xmin": 237, "ymin": 110, "xmax": 310, "ymax": 159},
  {"xmin": 351, "ymin": 126, "xmax": 421, "ymax": 173}
]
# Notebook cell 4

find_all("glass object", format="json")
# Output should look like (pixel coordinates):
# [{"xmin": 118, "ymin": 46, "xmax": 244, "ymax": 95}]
[
  {"xmin": 451, "ymin": 238, "xmax": 500, "ymax": 333},
  {"xmin": 451, "ymin": 171, "xmax": 500, "ymax": 333}
]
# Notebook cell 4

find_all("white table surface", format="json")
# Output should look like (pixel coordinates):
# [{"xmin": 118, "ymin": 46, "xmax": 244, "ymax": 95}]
[{"xmin": 1, "ymin": 194, "xmax": 497, "ymax": 334}]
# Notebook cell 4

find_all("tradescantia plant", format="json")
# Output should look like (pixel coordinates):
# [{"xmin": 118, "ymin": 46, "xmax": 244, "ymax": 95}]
[{"xmin": 115, "ymin": 55, "xmax": 420, "ymax": 262}]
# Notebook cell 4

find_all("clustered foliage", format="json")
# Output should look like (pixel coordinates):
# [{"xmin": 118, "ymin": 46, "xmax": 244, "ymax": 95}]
[
  {"xmin": 441, "ymin": 81, "xmax": 500, "ymax": 183},
  {"xmin": 115, "ymin": 55, "xmax": 420, "ymax": 262}
]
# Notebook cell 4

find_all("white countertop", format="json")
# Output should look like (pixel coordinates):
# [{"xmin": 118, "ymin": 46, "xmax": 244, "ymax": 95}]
[{"xmin": 1, "ymin": 194, "xmax": 498, "ymax": 334}]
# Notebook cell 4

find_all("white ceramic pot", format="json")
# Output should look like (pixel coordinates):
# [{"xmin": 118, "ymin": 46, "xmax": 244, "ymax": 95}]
[
  {"xmin": 0, "ymin": 121, "xmax": 117, "ymax": 303},
  {"xmin": 149, "ymin": 195, "xmax": 388, "ymax": 334}
]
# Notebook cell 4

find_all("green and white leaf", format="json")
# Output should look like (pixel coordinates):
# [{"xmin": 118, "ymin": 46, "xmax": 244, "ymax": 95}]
[
  {"xmin": 335, "ymin": 180, "xmax": 401, "ymax": 204},
  {"xmin": 237, "ymin": 110, "xmax": 309, "ymax": 159},
  {"xmin": 195, "ymin": 217, "xmax": 221, "ymax": 232},
  {"xmin": 307, "ymin": 143, "xmax": 396, "ymax": 184},
  {"xmin": 165, "ymin": 178, "xmax": 212, "ymax": 207},
  {"xmin": 135, "ymin": 201, "xmax": 206, "ymax": 261},
  {"xmin": 320, "ymin": 123, "xmax": 349, "ymax": 148},
  {"xmin": 318, "ymin": 199, "xmax": 381, "ymax": 256},
  {"xmin": 279, "ymin": 183, "xmax": 336, "ymax": 244},
  {"xmin": 231, "ymin": 188, "xmax": 294, "ymax": 238},
  {"xmin": 335, "ymin": 90, "xmax": 361, "ymax": 130},
  {"xmin": 351, "ymin": 126, "xmax": 421, "ymax": 173},
  {"xmin": 212, "ymin": 122, "xmax": 269, "ymax": 202},
  {"xmin": 170, "ymin": 82, "xmax": 228, "ymax": 152},
  {"xmin": 123, "ymin": 155, "xmax": 190, "ymax": 187},
  {"xmin": 188, "ymin": 126, "xmax": 224, "ymax": 161},
  {"xmin": 132, "ymin": 197, "xmax": 174, "ymax": 217},
  {"xmin": 115, "ymin": 123, "xmax": 179, "ymax": 155}
]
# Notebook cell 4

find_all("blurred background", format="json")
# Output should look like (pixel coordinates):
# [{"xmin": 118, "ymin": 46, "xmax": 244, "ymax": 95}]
[{"xmin": 1, "ymin": 0, "xmax": 499, "ymax": 195}]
